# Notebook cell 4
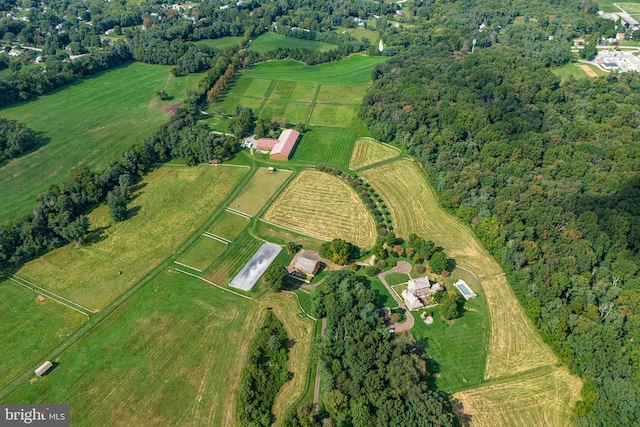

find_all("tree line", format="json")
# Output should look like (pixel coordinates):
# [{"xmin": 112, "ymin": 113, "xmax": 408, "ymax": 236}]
[{"xmin": 0, "ymin": 117, "xmax": 40, "ymax": 162}]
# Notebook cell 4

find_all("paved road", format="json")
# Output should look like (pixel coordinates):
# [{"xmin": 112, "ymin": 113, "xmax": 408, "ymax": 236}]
[
  {"xmin": 377, "ymin": 262, "xmax": 415, "ymax": 332},
  {"xmin": 313, "ymin": 317, "xmax": 327, "ymax": 414}
]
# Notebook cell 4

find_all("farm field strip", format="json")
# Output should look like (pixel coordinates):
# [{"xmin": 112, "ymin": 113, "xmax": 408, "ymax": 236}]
[
  {"xmin": 292, "ymin": 127, "xmax": 356, "ymax": 167},
  {"xmin": 0, "ymin": 63, "xmax": 194, "ymax": 223},
  {"xmin": 10, "ymin": 275, "xmax": 93, "ymax": 316},
  {"xmin": 349, "ymin": 137, "xmax": 401, "ymax": 169},
  {"xmin": 203, "ymin": 231, "xmax": 231, "ymax": 244},
  {"xmin": 228, "ymin": 168, "xmax": 293, "ymax": 216},
  {"xmin": 263, "ymin": 170, "xmax": 377, "ymax": 248},
  {"xmin": 177, "ymin": 235, "xmax": 229, "ymax": 272},
  {"xmin": 16, "ymin": 165, "xmax": 247, "ymax": 310},
  {"xmin": 247, "ymin": 32, "xmax": 337, "ymax": 53},
  {"xmin": 206, "ymin": 233, "xmax": 262, "ymax": 285}
]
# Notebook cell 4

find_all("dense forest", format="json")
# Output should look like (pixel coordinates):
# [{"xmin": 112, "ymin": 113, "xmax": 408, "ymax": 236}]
[
  {"xmin": 361, "ymin": 0, "xmax": 640, "ymax": 424},
  {"xmin": 238, "ymin": 310, "xmax": 291, "ymax": 426},
  {"xmin": 284, "ymin": 271, "xmax": 455, "ymax": 426}
]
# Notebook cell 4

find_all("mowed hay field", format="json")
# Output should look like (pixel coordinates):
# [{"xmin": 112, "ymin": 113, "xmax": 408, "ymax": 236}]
[
  {"xmin": 0, "ymin": 63, "xmax": 192, "ymax": 223},
  {"xmin": 176, "ymin": 236, "xmax": 228, "ymax": 272},
  {"xmin": 360, "ymin": 160, "xmax": 581, "ymax": 425},
  {"xmin": 293, "ymin": 127, "xmax": 356, "ymax": 168},
  {"xmin": 315, "ymin": 83, "xmax": 369, "ymax": 104},
  {"xmin": 207, "ymin": 210, "xmax": 250, "ymax": 241},
  {"xmin": 229, "ymin": 168, "xmax": 292, "ymax": 216},
  {"xmin": 308, "ymin": 104, "xmax": 359, "ymax": 127},
  {"xmin": 0, "ymin": 281, "xmax": 87, "ymax": 388},
  {"xmin": 349, "ymin": 137, "xmax": 400, "ymax": 169},
  {"xmin": 17, "ymin": 165, "xmax": 247, "ymax": 310},
  {"xmin": 5, "ymin": 271, "xmax": 253, "ymax": 426},
  {"xmin": 248, "ymin": 32, "xmax": 336, "ymax": 53},
  {"xmin": 263, "ymin": 170, "xmax": 377, "ymax": 248}
]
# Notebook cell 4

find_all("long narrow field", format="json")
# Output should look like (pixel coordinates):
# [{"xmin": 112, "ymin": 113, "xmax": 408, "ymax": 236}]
[
  {"xmin": 0, "ymin": 63, "xmax": 195, "ymax": 223},
  {"xmin": 206, "ymin": 233, "xmax": 262, "ymax": 285},
  {"xmin": 207, "ymin": 211, "xmax": 250, "ymax": 241},
  {"xmin": 360, "ymin": 160, "xmax": 581, "ymax": 425},
  {"xmin": 263, "ymin": 170, "xmax": 377, "ymax": 248},
  {"xmin": 17, "ymin": 165, "xmax": 247, "ymax": 310},
  {"xmin": 242, "ymin": 55, "xmax": 387, "ymax": 84},
  {"xmin": 176, "ymin": 236, "xmax": 228, "ymax": 271},
  {"xmin": 248, "ymin": 32, "xmax": 336, "ymax": 53},
  {"xmin": 308, "ymin": 104, "xmax": 359, "ymax": 127},
  {"xmin": 229, "ymin": 168, "xmax": 292, "ymax": 216},
  {"xmin": 349, "ymin": 137, "xmax": 400, "ymax": 169},
  {"xmin": 195, "ymin": 36, "xmax": 243, "ymax": 48},
  {"xmin": 0, "ymin": 281, "xmax": 87, "ymax": 388},
  {"xmin": 4, "ymin": 271, "xmax": 253, "ymax": 426},
  {"xmin": 252, "ymin": 220, "xmax": 325, "ymax": 253},
  {"xmin": 292, "ymin": 127, "xmax": 356, "ymax": 168}
]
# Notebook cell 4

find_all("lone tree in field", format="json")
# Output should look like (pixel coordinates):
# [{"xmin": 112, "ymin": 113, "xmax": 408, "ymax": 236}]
[
  {"xmin": 264, "ymin": 263, "xmax": 289, "ymax": 291},
  {"xmin": 429, "ymin": 250, "xmax": 449, "ymax": 274},
  {"xmin": 440, "ymin": 292, "xmax": 461, "ymax": 321}
]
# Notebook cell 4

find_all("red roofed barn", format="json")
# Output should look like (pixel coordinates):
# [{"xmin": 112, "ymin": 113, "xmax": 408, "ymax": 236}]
[{"xmin": 256, "ymin": 129, "xmax": 300, "ymax": 160}]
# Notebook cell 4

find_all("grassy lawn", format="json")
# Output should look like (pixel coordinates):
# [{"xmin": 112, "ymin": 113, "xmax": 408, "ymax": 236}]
[
  {"xmin": 17, "ymin": 165, "xmax": 247, "ymax": 310},
  {"xmin": 260, "ymin": 99, "xmax": 310, "ymax": 124},
  {"xmin": 252, "ymin": 220, "xmax": 326, "ymax": 253},
  {"xmin": 368, "ymin": 276, "xmax": 396, "ymax": 308},
  {"xmin": 248, "ymin": 32, "xmax": 336, "ymax": 53},
  {"xmin": 349, "ymin": 137, "xmax": 400, "ymax": 169},
  {"xmin": 615, "ymin": 2, "xmax": 640, "ymax": 13},
  {"xmin": 207, "ymin": 210, "xmax": 250, "ymax": 241},
  {"xmin": 195, "ymin": 36, "xmax": 243, "ymax": 49},
  {"xmin": 315, "ymin": 83, "xmax": 369, "ymax": 104},
  {"xmin": 263, "ymin": 170, "xmax": 377, "ymax": 248},
  {"xmin": 0, "ymin": 62, "xmax": 195, "ymax": 223},
  {"xmin": 293, "ymin": 127, "xmax": 356, "ymax": 168},
  {"xmin": 4, "ymin": 271, "xmax": 254, "ymax": 426},
  {"xmin": 0, "ymin": 281, "xmax": 87, "ymax": 388},
  {"xmin": 176, "ymin": 235, "xmax": 228, "ymax": 271},
  {"xmin": 242, "ymin": 55, "xmax": 387, "ymax": 84},
  {"xmin": 202, "ymin": 115, "xmax": 230, "ymax": 132},
  {"xmin": 206, "ymin": 232, "xmax": 262, "ymax": 285},
  {"xmin": 308, "ymin": 104, "xmax": 359, "ymax": 127},
  {"xmin": 411, "ymin": 292, "xmax": 489, "ymax": 392},
  {"xmin": 385, "ymin": 272, "xmax": 410, "ymax": 286},
  {"xmin": 229, "ymin": 168, "xmax": 293, "ymax": 216},
  {"xmin": 270, "ymin": 81, "xmax": 318, "ymax": 102}
]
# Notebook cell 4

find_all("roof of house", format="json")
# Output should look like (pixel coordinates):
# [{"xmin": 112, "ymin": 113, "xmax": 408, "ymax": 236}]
[
  {"xmin": 294, "ymin": 256, "xmax": 319, "ymax": 275},
  {"xmin": 270, "ymin": 129, "xmax": 300, "ymax": 158},
  {"xmin": 402, "ymin": 289, "xmax": 423, "ymax": 310},
  {"xmin": 408, "ymin": 276, "xmax": 431, "ymax": 291},
  {"xmin": 256, "ymin": 138, "xmax": 280, "ymax": 149}
]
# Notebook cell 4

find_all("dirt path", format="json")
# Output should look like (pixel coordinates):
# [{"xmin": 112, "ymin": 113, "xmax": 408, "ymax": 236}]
[
  {"xmin": 377, "ymin": 262, "xmax": 414, "ymax": 332},
  {"xmin": 313, "ymin": 317, "xmax": 327, "ymax": 414}
]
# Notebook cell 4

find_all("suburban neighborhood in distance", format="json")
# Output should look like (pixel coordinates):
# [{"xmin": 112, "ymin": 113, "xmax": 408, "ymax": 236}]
[{"xmin": 1, "ymin": 0, "xmax": 639, "ymax": 426}]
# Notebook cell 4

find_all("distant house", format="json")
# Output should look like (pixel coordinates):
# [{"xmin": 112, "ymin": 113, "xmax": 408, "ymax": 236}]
[
  {"xmin": 617, "ymin": 32, "xmax": 626, "ymax": 41},
  {"xmin": 407, "ymin": 276, "xmax": 442, "ymax": 298},
  {"xmin": 257, "ymin": 129, "xmax": 301, "ymax": 160},
  {"xmin": 402, "ymin": 289, "xmax": 424, "ymax": 310},
  {"xmin": 292, "ymin": 256, "xmax": 320, "ymax": 282},
  {"xmin": 8, "ymin": 49, "xmax": 23, "ymax": 56},
  {"xmin": 35, "ymin": 361, "xmax": 53, "ymax": 377},
  {"xmin": 573, "ymin": 38, "xmax": 585, "ymax": 47}
]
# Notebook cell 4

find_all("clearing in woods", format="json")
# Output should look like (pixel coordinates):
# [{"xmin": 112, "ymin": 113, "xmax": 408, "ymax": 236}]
[
  {"xmin": 360, "ymin": 160, "xmax": 581, "ymax": 425},
  {"xmin": 263, "ymin": 170, "xmax": 377, "ymax": 248},
  {"xmin": 195, "ymin": 36, "xmax": 243, "ymax": 49},
  {"xmin": 247, "ymin": 32, "xmax": 336, "ymax": 53},
  {"xmin": 0, "ymin": 63, "xmax": 198, "ymax": 223},
  {"xmin": 228, "ymin": 168, "xmax": 293, "ymax": 216},
  {"xmin": 176, "ymin": 236, "xmax": 228, "ymax": 272},
  {"xmin": 207, "ymin": 211, "xmax": 250, "ymax": 241},
  {"xmin": 349, "ymin": 137, "xmax": 400, "ymax": 169},
  {"xmin": 292, "ymin": 127, "xmax": 356, "ymax": 168},
  {"xmin": 16, "ymin": 165, "xmax": 247, "ymax": 310},
  {"xmin": 4, "ymin": 271, "xmax": 252, "ymax": 427},
  {"xmin": 0, "ymin": 281, "xmax": 87, "ymax": 389}
]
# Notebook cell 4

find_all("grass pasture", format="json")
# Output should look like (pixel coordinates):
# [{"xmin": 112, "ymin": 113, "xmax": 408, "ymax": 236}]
[
  {"xmin": 0, "ymin": 63, "xmax": 191, "ymax": 223},
  {"xmin": 229, "ymin": 168, "xmax": 293, "ymax": 216},
  {"xmin": 293, "ymin": 127, "xmax": 356, "ymax": 167},
  {"xmin": 195, "ymin": 36, "xmax": 243, "ymax": 49},
  {"xmin": 260, "ymin": 99, "xmax": 310, "ymax": 123},
  {"xmin": 206, "ymin": 233, "xmax": 262, "ymax": 285},
  {"xmin": 315, "ymin": 83, "xmax": 369, "ymax": 104},
  {"xmin": 0, "ymin": 281, "xmax": 87, "ymax": 389},
  {"xmin": 253, "ymin": 220, "xmax": 325, "ymax": 253},
  {"xmin": 17, "ymin": 165, "xmax": 247, "ymax": 310},
  {"xmin": 242, "ymin": 55, "xmax": 387, "ymax": 84},
  {"xmin": 176, "ymin": 236, "xmax": 228, "ymax": 271},
  {"xmin": 225, "ymin": 76, "xmax": 273, "ymax": 99},
  {"xmin": 209, "ymin": 95, "xmax": 264, "ymax": 116},
  {"xmin": 263, "ymin": 170, "xmax": 377, "ymax": 248},
  {"xmin": 207, "ymin": 210, "xmax": 250, "ymax": 241},
  {"xmin": 308, "ymin": 104, "xmax": 359, "ymax": 127},
  {"xmin": 4, "ymin": 271, "xmax": 253, "ymax": 426},
  {"xmin": 248, "ymin": 32, "xmax": 336, "ymax": 53},
  {"xmin": 270, "ymin": 81, "xmax": 318, "ymax": 102},
  {"xmin": 349, "ymin": 137, "xmax": 400, "ymax": 169}
]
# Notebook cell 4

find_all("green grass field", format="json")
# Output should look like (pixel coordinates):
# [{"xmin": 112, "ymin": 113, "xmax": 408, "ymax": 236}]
[
  {"xmin": 207, "ymin": 211, "xmax": 250, "ymax": 241},
  {"xmin": 225, "ymin": 76, "xmax": 274, "ymax": 98},
  {"xmin": 270, "ymin": 81, "xmax": 318, "ymax": 102},
  {"xmin": 0, "ymin": 63, "xmax": 196, "ymax": 223},
  {"xmin": 248, "ymin": 32, "xmax": 336, "ymax": 53},
  {"xmin": 308, "ymin": 104, "xmax": 359, "ymax": 127},
  {"xmin": 4, "ymin": 271, "xmax": 253, "ymax": 426},
  {"xmin": 253, "ymin": 220, "xmax": 325, "ymax": 253},
  {"xmin": 176, "ymin": 235, "xmax": 228, "ymax": 271},
  {"xmin": 17, "ymin": 165, "xmax": 247, "ymax": 310},
  {"xmin": 412, "ymin": 291, "xmax": 489, "ymax": 392},
  {"xmin": 551, "ymin": 62, "xmax": 591, "ymax": 82},
  {"xmin": 195, "ymin": 36, "xmax": 243, "ymax": 49},
  {"xmin": 208, "ymin": 95, "xmax": 265, "ymax": 115},
  {"xmin": 293, "ymin": 127, "xmax": 356, "ymax": 167},
  {"xmin": 242, "ymin": 55, "xmax": 387, "ymax": 84},
  {"xmin": 0, "ymin": 281, "xmax": 87, "ymax": 388},
  {"xmin": 368, "ymin": 277, "xmax": 396, "ymax": 308},
  {"xmin": 385, "ymin": 272, "xmax": 410, "ymax": 286},
  {"xmin": 349, "ymin": 137, "xmax": 400, "ymax": 169},
  {"xmin": 260, "ymin": 99, "xmax": 310, "ymax": 123},
  {"xmin": 615, "ymin": 2, "xmax": 640, "ymax": 13},
  {"xmin": 315, "ymin": 84, "xmax": 369, "ymax": 104},
  {"xmin": 229, "ymin": 168, "xmax": 292, "ymax": 216},
  {"xmin": 206, "ymin": 233, "xmax": 262, "ymax": 285}
]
